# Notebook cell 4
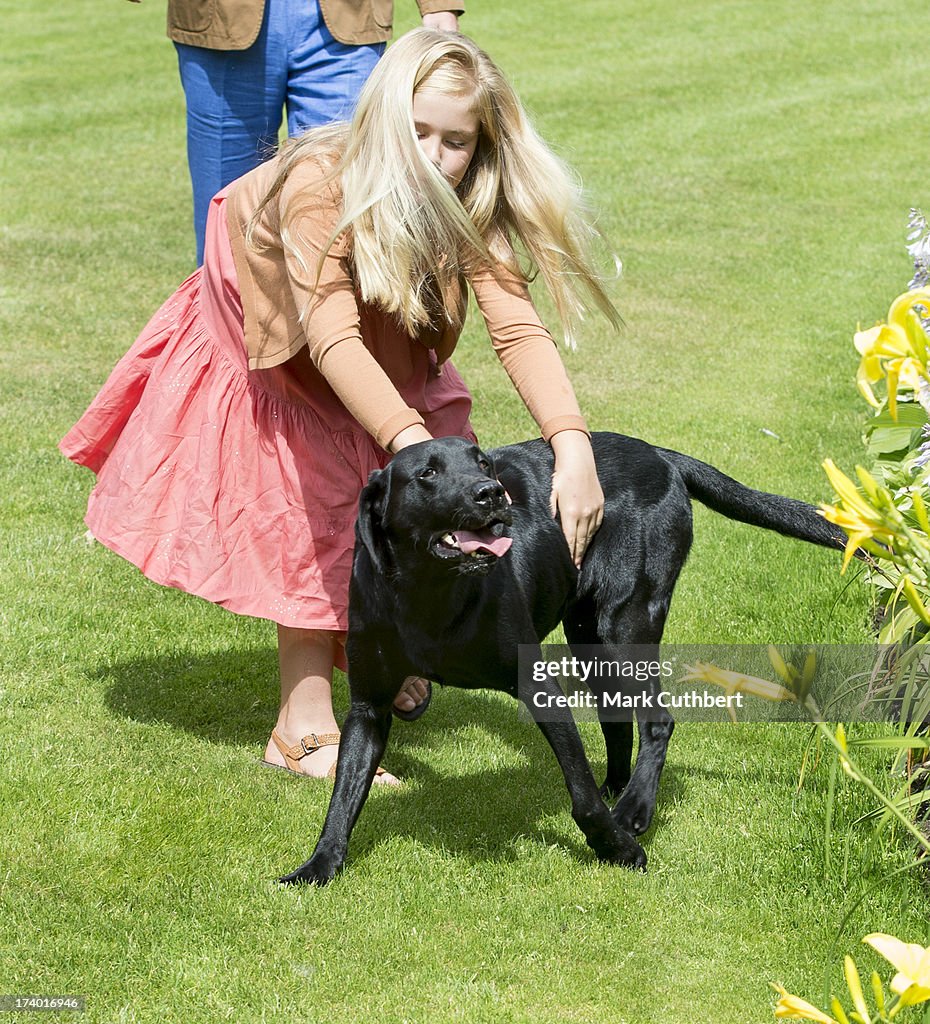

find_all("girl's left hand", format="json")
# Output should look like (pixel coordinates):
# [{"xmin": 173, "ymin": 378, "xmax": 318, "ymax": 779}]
[{"xmin": 548, "ymin": 430, "xmax": 605, "ymax": 568}]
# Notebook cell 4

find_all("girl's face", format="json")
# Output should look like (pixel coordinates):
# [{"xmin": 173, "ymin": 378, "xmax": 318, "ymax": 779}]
[{"xmin": 412, "ymin": 89, "xmax": 480, "ymax": 189}]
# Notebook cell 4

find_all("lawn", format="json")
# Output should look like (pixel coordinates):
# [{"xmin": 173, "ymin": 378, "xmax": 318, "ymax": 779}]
[{"xmin": 2, "ymin": 1, "xmax": 928, "ymax": 1021}]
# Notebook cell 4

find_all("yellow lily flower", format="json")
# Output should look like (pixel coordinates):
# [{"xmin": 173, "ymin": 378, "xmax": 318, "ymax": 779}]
[
  {"xmin": 818, "ymin": 504, "xmax": 889, "ymax": 573},
  {"xmin": 771, "ymin": 984, "xmax": 837, "ymax": 1022},
  {"xmin": 863, "ymin": 933, "xmax": 930, "ymax": 1007},
  {"xmin": 820, "ymin": 461, "xmax": 902, "ymax": 572},
  {"xmin": 855, "ymin": 325, "xmax": 909, "ymax": 411},
  {"xmin": 763, "ymin": 647, "xmax": 817, "ymax": 701},
  {"xmin": 870, "ymin": 971, "xmax": 886, "ymax": 1016},
  {"xmin": 767, "ymin": 645, "xmax": 792, "ymax": 685},
  {"xmin": 830, "ymin": 997, "xmax": 851, "ymax": 1024},
  {"xmin": 818, "ymin": 505, "xmax": 895, "ymax": 547},
  {"xmin": 823, "ymin": 460, "xmax": 887, "ymax": 523},
  {"xmin": 854, "ymin": 288, "xmax": 930, "ymax": 418},
  {"xmin": 679, "ymin": 663, "xmax": 795, "ymax": 702},
  {"xmin": 888, "ymin": 287, "xmax": 930, "ymax": 340},
  {"xmin": 843, "ymin": 956, "xmax": 872, "ymax": 1024}
]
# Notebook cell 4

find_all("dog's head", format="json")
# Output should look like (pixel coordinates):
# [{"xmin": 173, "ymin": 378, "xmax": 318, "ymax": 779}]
[{"xmin": 357, "ymin": 437, "xmax": 513, "ymax": 577}]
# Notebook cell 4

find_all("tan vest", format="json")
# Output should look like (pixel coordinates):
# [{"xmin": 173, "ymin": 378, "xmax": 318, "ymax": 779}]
[{"xmin": 166, "ymin": 0, "xmax": 464, "ymax": 49}]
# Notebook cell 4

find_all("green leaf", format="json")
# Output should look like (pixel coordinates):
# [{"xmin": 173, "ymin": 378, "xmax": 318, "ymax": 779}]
[
  {"xmin": 851, "ymin": 737, "xmax": 930, "ymax": 751},
  {"xmin": 878, "ymin": 605, "xmax": 922, "ymax": 644},
  {"xmin": 864, "ymin": 426, "xmax": 920, "ymax": 455},
  {"xmin": 824, "ymin": 750, "xmax": 838, "ymax": 875},
  {"xmin": 864, "ymin": 403, "xmax": 929, "ymax": 430}
]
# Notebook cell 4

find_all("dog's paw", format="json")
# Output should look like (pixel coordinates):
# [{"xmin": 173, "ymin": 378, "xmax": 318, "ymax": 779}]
[
  {"xmin": 611, "ymin": 788, "xmax": 656, "ymax": 838},
  {"xmin": 590, "ymin": 828, "xmax": 647, "ymax": 871},
  {"xmin": 278, "ymin": 852, "xmax": 343, "ymax": 887},
  {"xmin": 623, "ymin": 839, "xmax": 648, "ymax": 872},
  {"xmin": 581, "ymin": 813, "xmax": 647, "ymax": 871}
]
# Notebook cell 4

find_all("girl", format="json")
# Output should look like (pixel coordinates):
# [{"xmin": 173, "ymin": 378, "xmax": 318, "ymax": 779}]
[{"xmin": 60, "ymin": 29, "xmax": 621, "ymax": 782}]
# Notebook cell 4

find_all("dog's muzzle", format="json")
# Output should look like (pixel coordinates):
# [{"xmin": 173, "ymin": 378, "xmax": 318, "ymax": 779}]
[
  {"xmin": 429, "ymin": 478, "xmax": 513, "ymax": 568},
  {"xmin": 436, "ymin": 521, "xmax": 513, "ymax": 559}
]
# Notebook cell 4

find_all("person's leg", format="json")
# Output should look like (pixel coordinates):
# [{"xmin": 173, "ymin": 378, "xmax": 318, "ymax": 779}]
[
  {"xmin": 174, "ymin": 2, "xmax": 288, "ymax": 263},
  {"xmin": 264, "ymin": 625, "xmax": 400, "ymax": 781},
  {"xmin": 263, "ymin": 626, "xmax": 430, "ymax": 781},
  {"xmin": 283, "ymin": 0, "xmax": 384, "ymax": 137}
]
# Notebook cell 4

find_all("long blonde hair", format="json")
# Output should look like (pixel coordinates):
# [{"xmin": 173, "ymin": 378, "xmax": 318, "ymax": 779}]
[{"xmin": 248, "ymin": 29, "xmax": 621, "ymax": 346}]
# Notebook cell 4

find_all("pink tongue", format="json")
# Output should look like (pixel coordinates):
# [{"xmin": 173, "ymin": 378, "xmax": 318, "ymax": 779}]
[{"xmin": 454, "ymin": 529, "xmax": 513, "ymax": 557}]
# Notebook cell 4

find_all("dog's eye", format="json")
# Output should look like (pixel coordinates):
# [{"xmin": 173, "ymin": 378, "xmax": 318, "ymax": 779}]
[
  {"xmin": 478, "ymin": 459, "xmax": 490, "ymax": 472},
  {"xmin": 418, "ymin": 467, "xmax": 437, "ymax": 480}
]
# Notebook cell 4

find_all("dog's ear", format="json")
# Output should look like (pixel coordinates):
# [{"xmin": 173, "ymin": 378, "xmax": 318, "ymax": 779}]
[{"xmin": 355, "ymin": 468, "xmax": 392, "ymax": 573}]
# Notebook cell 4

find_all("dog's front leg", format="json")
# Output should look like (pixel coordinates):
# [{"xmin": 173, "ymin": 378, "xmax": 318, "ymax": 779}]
[
  {"xmin": 527, "ymin": 677, "xmax": 646, "ymax": 870},
  {"xmin": 279, "ymin": 701, "xmax": 391, "ymax": 886}
]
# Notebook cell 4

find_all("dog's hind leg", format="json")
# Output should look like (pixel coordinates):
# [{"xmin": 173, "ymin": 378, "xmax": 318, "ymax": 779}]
[
  {"xmin": 279, "ymin": 701, "xmax": 392, "ymax": 886},
  {"xmin": 524, "ymin": 659, "xmax": 646, "ymax": 870},
  {"xmin": 563, "ymin": 606, "xmax": 634, "ymax": 801},
  {"xmin": 579, "ymin": 493, "xmax": 689, "ymax": 838},
  {"xmin": 615, "ymin": 704, "xmax": 673, "ymax": 838},
  {"xmin": 599, "ymin": 593, "xmax": 674, "ymax": 838},
  {"xmin": 597, "ymin": 722, "xmax": 634, "ymax": 802}
]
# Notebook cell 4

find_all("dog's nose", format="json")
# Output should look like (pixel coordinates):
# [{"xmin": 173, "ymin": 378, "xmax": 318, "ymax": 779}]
[{"xmin": 472, "ymin": 480, "xmax": 506, "ymax": 507}]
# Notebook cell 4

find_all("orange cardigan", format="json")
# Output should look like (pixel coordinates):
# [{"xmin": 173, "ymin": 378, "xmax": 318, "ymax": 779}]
[{"xmin": 225, "ymin": 155, "xmax": 589, "ymax": 451}]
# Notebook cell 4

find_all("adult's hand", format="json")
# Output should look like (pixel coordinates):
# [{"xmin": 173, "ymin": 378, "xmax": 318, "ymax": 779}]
[{"xmin": 421, "ymin": 11, "xmax": 459, "ymax": 31}]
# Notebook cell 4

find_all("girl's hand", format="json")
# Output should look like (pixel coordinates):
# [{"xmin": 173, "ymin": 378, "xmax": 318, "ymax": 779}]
[{"xmin": 548, "ymin": 430, "xmax": 604, "ymax": 567}]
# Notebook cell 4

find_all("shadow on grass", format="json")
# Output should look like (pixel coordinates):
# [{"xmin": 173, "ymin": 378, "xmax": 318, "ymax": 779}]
[{"xmin": 95, "ymin": 648, "xmax": 686, "ymax": 869}]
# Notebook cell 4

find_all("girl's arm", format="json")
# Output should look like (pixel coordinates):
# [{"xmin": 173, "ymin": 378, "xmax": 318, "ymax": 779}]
[
  {"xmin": 278, "ymin": 170, "xmax": 431, "ymax": 453},
  {"xmin": 468, "ymin": 263, "xmax": 604, "ymax": 565}
]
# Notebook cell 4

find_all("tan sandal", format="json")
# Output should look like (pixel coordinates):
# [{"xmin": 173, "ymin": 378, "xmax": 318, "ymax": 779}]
[{"xmin": 261, "ymin": 729, "xmax": 390, "ymax": 781}]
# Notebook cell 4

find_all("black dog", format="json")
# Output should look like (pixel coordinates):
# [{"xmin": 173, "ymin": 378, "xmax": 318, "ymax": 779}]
[{"xmin": 281, "ymin": 433, "xmax": 846, "ymax": 884}]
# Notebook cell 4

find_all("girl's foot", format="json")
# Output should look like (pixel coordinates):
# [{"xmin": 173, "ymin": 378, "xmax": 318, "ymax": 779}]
[
  {"xmin": 261, "ymin": 676, "xmax": 429, "ymax": 781},
  {"xmin": 261, "ymin": 728, "xmax": 401, "ymax": 785},
  {"xmin": 393, "ymin": 675, "xmax": 431, "ymax": 718}
]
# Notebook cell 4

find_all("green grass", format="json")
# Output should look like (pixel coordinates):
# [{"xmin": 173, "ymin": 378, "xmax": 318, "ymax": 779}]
[{"xmin": 2, "ymin": 1, "xmax": 928, "ymax": 1021}]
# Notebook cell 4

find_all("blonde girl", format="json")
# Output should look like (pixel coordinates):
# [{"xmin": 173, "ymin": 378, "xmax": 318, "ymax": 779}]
[{"xmin": 61, "ymin": 28, "xmax": 621, "ymax": 782}]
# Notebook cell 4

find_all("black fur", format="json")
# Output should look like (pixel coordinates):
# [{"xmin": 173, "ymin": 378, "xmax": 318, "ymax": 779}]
[{"xmin": 280, "ymin": 433, "xmax": 845, "ymax": 884}]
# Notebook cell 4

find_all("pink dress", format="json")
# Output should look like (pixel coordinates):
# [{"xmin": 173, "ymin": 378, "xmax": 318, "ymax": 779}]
[{"xmin": 60, "ymin": 189, "xmax": 476, "ymax": 632}]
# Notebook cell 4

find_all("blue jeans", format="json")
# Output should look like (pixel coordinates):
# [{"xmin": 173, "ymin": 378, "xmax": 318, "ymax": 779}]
[{"xmin": 175, "ymin": 0, "xmax": 384, "ymax": 264}]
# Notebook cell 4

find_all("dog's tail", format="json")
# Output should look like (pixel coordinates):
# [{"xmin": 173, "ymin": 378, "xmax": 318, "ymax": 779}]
[{"xmin": 658, "ymin": 448, "xmax": 847, "ymax": 551}]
